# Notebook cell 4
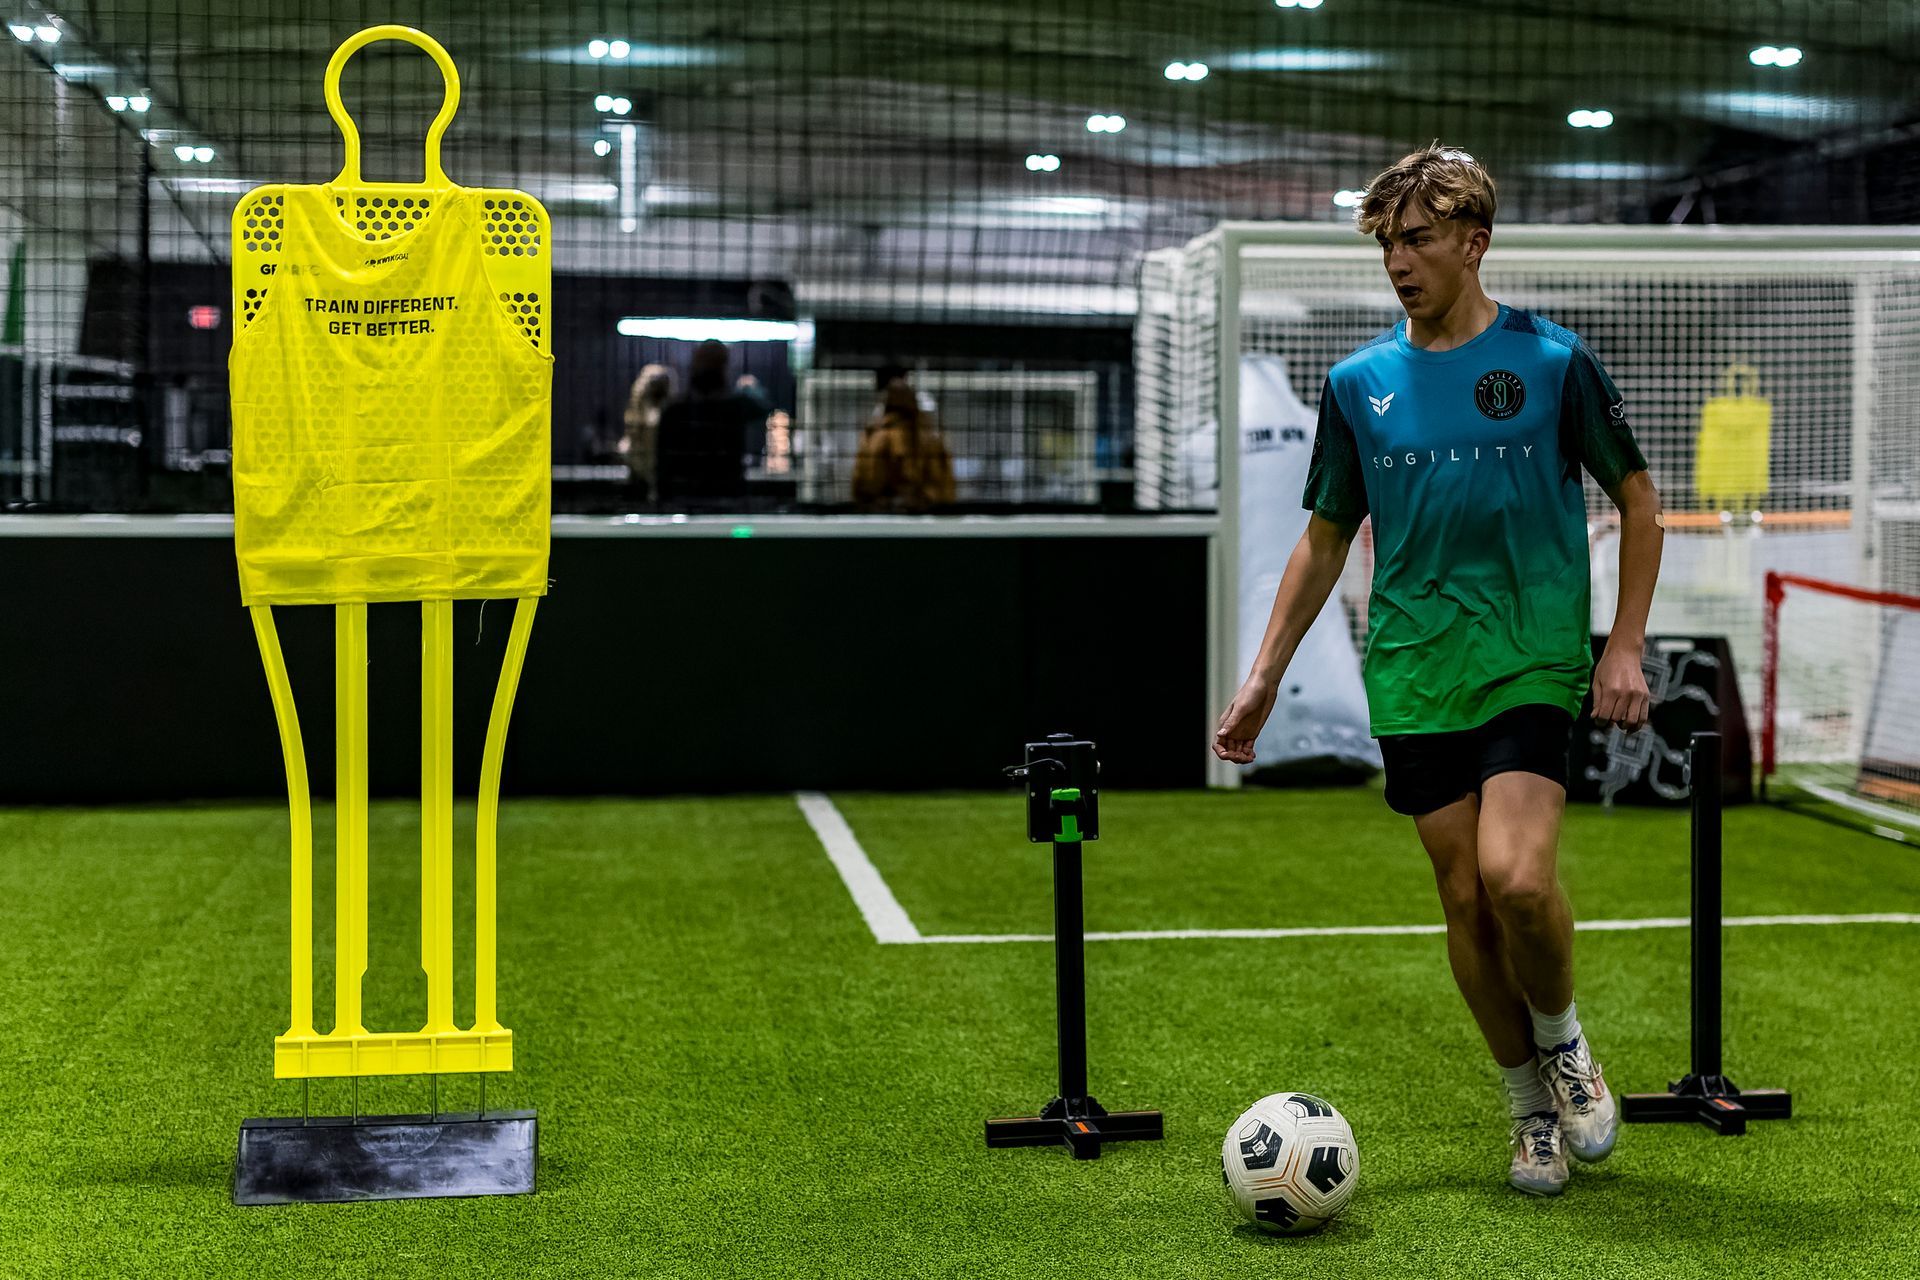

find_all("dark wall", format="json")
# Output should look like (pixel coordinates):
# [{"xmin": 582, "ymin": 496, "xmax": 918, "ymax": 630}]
[{"xmin": 0, "ymin": 533, "xmax": 1207, "ymax": 802}]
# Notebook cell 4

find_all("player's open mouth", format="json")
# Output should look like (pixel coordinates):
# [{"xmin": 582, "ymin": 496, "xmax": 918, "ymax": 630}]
[{"xmin": 1397, "ymin": 286, "xmax": 1421, "ymax": 301}]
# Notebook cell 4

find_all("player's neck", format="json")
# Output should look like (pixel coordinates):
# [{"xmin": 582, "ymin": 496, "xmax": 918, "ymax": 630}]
[{"xmin": 1406, "ymin": 284, "xmax": 1499, "ymax": 353}]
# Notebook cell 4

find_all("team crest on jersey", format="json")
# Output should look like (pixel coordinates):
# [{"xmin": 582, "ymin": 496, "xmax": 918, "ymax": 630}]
[
  {"xmin": 1368, "ymin": 392, "xmax": 1395, "ymax": 416},
  {"xmin": 1474, "ymin": 370, "xmax": 1525, "ymax": 420}
]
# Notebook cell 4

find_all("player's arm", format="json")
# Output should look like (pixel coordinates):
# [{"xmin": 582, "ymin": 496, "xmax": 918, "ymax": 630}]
[
  {"xmin": 1564, "ymin": 344, "xmax": 1663, "ymax": 732},
  {"xmin": 1593, "ymin": 469, "xmax": 1663, "ymax": 731},
  {"xmin": 1214, "ymin": 376, "xmax": 1367, "ymax": 765}
]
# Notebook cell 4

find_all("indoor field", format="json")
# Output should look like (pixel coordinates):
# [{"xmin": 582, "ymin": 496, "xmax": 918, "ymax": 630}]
[
  {"xmin": 3, "ymin": 790, "xmax": 1917, "ymax": 1276},
  {"xmin": 7, "ymin": 1, "xmax": 1920, "ymax": 1276}
]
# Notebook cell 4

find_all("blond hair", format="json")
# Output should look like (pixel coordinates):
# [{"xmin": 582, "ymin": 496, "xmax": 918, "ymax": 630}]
[{"xmin": 1355, "ymin": 144, "xmax": 1497, "ymax": 237}]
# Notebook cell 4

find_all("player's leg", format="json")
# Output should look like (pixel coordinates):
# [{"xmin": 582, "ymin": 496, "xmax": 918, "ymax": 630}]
[
  {"xmin": 1413, "ymin": 796, "xmax": 1566, "ymax": 1195},
  {"xmin": 1475, "ymin": 709, "xmax": 1618, "ymax": 1164},
  {"xmin": 1413, "ymin": 796, "xmax": 1532, "ymax": 1066},
  {"xmin": 1475, "ymin": 770, "xmax": 1574, "ymax": 1012}
]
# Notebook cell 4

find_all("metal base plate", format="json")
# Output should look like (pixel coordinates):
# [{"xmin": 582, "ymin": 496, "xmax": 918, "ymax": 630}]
[
  {"xmin": 234, "ymin": 1111, "xmax": 537, "ymax": 1205},
  {"xmin": 986, "ymin": 1095, "xmax": 1163, "ymax": 1160},
  {"xmin": 1622, "ymin": 1077, "xmax": 1791, "ymax": 1136}
]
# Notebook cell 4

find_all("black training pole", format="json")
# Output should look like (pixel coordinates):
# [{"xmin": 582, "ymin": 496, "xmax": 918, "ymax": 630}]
[
  {"xmin": 1052, "ymin": 833, "xmax": 1090, "ymax": 1109},
  {"xmin": 987, "ymin": 735, "xmax": 1162, "ymax": 1160},
  {"xmin": 1622, "ymin": 731, "xmax": 1792, "ymax": 1135},
  {"xmin": 1691, "ymin": 731, "xmax": 1723, "ymax": 1082}
]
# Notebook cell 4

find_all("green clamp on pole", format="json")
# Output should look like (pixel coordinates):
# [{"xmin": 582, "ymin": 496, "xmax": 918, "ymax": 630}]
[{"xmin": 1051, "ymin": 788, "xmax": 1084, "ymax": 843}]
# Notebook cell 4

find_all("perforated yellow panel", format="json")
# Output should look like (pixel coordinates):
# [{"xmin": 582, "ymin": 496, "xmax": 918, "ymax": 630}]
[{"xmin": 232, "ymin": 184, "xmax": 549, "ymax": 353}]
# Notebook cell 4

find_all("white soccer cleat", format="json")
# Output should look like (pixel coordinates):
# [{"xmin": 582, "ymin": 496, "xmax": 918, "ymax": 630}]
[
  {"xmin": 1508, "ymin": 1110, "xmax": 1569, "ymax": 1196},
  {"xmin": 1538, "ymin": 1036, "xmax": 1619, "ymax": 1163}
]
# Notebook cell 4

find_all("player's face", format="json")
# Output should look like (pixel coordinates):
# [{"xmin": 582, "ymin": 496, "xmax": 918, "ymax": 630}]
[{"xmin": 1376, "ymin": 209, "xmax": 1483, "ymax": 322}]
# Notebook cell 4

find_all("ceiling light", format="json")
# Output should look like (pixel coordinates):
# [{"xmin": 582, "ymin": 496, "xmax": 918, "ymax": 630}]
[
  {"xmin": 609, "ymin": 39, "xmax": 630, "ymax": 58},
  {"xmin": 106, "ymin": 95, "xmax": 127, "ymax": 111},
  {"xmin": 1276, "ymin": 0, "xmax": 1325, "ymax": 7},
  {"xmin": 1024, "ymin": 153, "xmax": 1060, "ymax": 172},
  {"xmin": 9, "ymin": 23, "xmax": 33, "ymax": 40},
  {"xmin": 611, "ymin": 96, "xmax": 631, "ymax": 115},
  {"xmin": 593, "ymin": 137, "xmax": 612, "ymax": 156},
  {"xmin": 1163, "ymin": 61, "xmax": 1209, "ymax": 81},
  {"xmin": 1008, "ymin": 196, "xmax": 1108, "ymax": 216},
  {"xmin": 616, "ymin": 317, "xmax": 801, "ymax": 342},
  {"xmin": 173, "ymin": 144, "xmax": 194, "ymax": 161},
  {"xmin": 588, "ymin": 39, "xmax": 609, "ymax": 58},
  {"xmin": 594, "ymin": 93, "xmax": 613, "ymax": 111},
  {"xmin": 193, "ymin": 146, "xmax": 214, "ymax": 163},
  {"xmin": 1332, "ymin": 188, "xmax": 1366, "ymax": 208},
  {"xmin": 1219, "ymin": 48, "xmax": 1382, "ymax": 72},
  {"xmin": 128, "ymin": 93, "xmax": 149, "ymax": 111},
  {"xmin": 539, "ymin": 180, "xmax": 618, "ymax": 203},
  {"xmin": 1086, "ymin": 113, "xmax": 1126, "ymax": 133},
  {"xmin": 165, "ymin": 177, "xmax": 263, "ymax": 193},
  {"xmin": 1567, "ymin": 108, "xmax": 1614, "ymax": 128},
  {"xmin": 33, "ymin": 24, "xmax": 57, "ymax": 42},
  {"xmin": 1752, "ymin": 44, "xmax": 1802, "ymax": 67}
]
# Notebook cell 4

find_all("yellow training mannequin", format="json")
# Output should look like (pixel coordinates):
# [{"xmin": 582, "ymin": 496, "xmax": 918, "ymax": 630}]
[{"xmin": 230, "ymin": 26, "xmax": 551, "ymax": 1080}]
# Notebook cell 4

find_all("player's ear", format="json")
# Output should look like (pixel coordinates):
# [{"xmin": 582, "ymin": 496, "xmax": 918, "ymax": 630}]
[{"xmin": 1463, "ymin": 223, "xmax": 1490, "ymax": 270}]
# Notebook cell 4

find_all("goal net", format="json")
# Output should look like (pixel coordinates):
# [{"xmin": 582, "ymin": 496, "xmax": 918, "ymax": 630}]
[
  {"xmin": 1764, "ymin": 571, "xmax": 1920, "ymax": 832},
  {"xmin": 1135, "ymin": 224, "xmax": 1920, "ymax": 788}
]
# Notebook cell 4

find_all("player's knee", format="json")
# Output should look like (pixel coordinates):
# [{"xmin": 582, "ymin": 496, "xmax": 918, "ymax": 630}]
[
  {"xmin": 1432, "ymin": 869, "xmax": 1483, "ymax": 923},
  {"xmin": 1481, "ymin": 862, "xmax": 1555, "ymax": 929}
]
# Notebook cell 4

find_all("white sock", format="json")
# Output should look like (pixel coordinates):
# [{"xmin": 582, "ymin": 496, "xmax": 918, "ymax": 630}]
[
  {"xmin": 1499, "ymin": 1058, "xmax": 1555, "ymax": 1119},
  {"xmin": 1529, "ymin": 999, "xmax": 1582, "ymax": 1052}
]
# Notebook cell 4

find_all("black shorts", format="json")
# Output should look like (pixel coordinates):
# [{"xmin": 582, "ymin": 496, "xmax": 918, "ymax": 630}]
[{"xmin": 1378, "ymin": 704, "xmax": 1573, "ymax": 817}]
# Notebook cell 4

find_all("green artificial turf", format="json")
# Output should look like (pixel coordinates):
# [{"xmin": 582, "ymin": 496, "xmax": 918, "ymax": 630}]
[{"xmin": 1, "ymin": 790, "xmax": 1916, "ymax": 1278}]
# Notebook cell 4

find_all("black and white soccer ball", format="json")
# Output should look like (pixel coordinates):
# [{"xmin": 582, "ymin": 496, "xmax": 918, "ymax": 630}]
[{"xmin": 1221, "ymin": 1092, "xmax": 1359, "ymax": 1235}]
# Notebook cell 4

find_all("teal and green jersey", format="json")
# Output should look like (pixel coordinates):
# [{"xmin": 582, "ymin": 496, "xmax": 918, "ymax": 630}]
[{"xmin": 1301, "ymin": 304, "xmax": 1647, "ymax": 735}]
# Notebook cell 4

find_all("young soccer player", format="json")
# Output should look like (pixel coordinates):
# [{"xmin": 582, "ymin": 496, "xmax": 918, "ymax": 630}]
[{"xmin": 1213, "ymin": 146, "xmax": 1664, "ymax": 1196}]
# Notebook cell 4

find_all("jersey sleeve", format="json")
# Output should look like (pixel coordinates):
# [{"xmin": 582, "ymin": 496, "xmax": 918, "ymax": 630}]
[
  {"xmin": 1301, "ymin": 376, "xmax": 1369, "ymax": 525},
  {"xmin": 1560, "ymin": 343, "xmax": 1647, "ymax": 489}
]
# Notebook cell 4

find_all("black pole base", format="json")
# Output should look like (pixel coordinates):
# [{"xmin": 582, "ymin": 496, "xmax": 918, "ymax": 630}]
[
  {"xmin": 234, "ymin": 1110, "xmax": 538, "ymax": 1204},
  {"xmin": 985, "ymin": 1095, "xmax": 1164, "ymax": 1160},
  {"xmin": 1622, "ymin": 1076, "xmax": 1791, "ymax": 1135}
]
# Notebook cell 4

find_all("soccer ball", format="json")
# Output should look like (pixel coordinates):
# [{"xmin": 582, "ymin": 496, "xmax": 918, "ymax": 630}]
[{"xmin": 1221, "ymin": 1092, "xmax": 1359, "ymax": 1235}]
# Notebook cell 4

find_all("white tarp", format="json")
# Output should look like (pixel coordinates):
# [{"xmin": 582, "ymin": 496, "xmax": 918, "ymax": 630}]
[{"xmin": 1183, "ymin": 355, "xmax": 1380, "ymax": 779}]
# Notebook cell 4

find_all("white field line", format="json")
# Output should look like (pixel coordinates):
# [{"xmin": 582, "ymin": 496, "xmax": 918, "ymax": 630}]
[
  {"xmin": 795, "ymin": 791, "xmax": 923, "ymax": 943},
  {"xmin": 795, "ymin": 794, "xmax": 1920, "ymax": 946},
  {"xmin": 914, "ymin": 913, "xmax": 1920, "ymax": 945}
]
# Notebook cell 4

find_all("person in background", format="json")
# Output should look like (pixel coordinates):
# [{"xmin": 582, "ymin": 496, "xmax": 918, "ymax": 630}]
[
  {"xmin": 617, "ymin": 364, "xmax": 674, "ymax": 500},
  {"xmin": 852, "ymin": 365, "xmax": 956, "ymax": 512},
  {"xmin": 655, "ymin": 340, "xmax": 762, "ymax": 507},
  {"xmin": 735, "ymin": 373, "xmax": 776, "ymax": 466}
]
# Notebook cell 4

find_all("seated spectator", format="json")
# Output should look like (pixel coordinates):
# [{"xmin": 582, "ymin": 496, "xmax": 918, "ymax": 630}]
[
  {"xmin": 853, "ymin": 366, "xmax": 956, "ymax": 512},
  {"xmin": 655, "ymin": 340, "xmax": 764, "ymax": 508}
]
